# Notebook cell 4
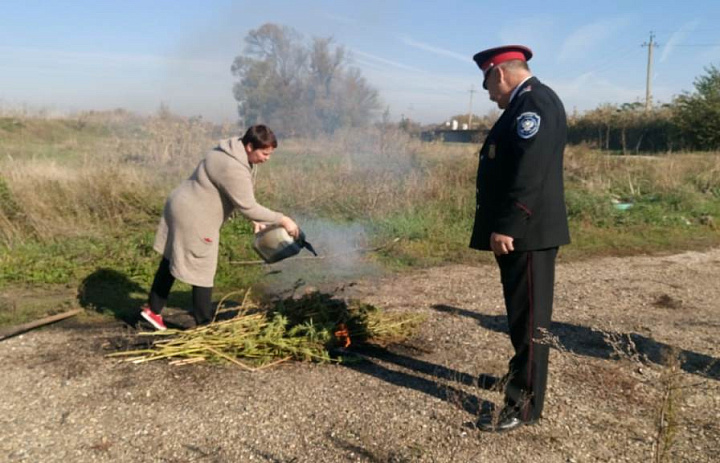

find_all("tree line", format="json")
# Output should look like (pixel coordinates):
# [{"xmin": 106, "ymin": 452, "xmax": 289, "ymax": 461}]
[{"xmin": 568, "ymin": 66, "xmax": 720, "ymax": 153}]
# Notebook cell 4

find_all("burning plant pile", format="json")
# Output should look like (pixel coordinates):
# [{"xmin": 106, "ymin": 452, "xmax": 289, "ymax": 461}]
[{"xmin": 109, "ymin": 291, "xmax": 423, "ymax": 370}]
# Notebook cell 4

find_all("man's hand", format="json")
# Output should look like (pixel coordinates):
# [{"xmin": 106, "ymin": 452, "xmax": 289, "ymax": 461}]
[{"xmin": 490, "ymin": 232, "xmax": 514, "ymax": 256}]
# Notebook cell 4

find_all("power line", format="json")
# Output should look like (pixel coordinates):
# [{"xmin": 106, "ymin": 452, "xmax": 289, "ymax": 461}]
[
  {"xmin": 652, "ymin": 28, "xmax": 720, "ymax": 34},
  {"xmin": 670, "ymin": 43, "xmax": 720, "ymax": 47},
  {"xmin": 575, "ymin": 43, "xmax": 643, "ymax": 77}
]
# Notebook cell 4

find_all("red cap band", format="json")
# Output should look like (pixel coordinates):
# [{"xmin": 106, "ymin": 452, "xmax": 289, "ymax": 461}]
[{"xmin": 481, "ymin": 51, "xmax": 528, "ymax": 72}]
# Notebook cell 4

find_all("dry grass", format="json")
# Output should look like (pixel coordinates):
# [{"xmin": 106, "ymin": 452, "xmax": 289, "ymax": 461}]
[
  {"xmin": 263, "ymin": 128, "xmax": 476, "ymax": 219},
  {"xmin": 0, "ymin": 111, "xmax": 237, "ymax": 245},
  {"xmin": 565, "ymin": 145, "xmax": 720, "ymax": 197},
  {"xmin": 0, "ymin": 110, "xmax": 718, "ymax": 260},
  {"xmin": 0, "ymin": 159, "xmax": 157, "ymax": 245}
]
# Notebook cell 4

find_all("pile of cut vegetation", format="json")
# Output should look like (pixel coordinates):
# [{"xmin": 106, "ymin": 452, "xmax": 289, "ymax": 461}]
[{"xmin": 109, "ymin": 291, "xmax": 423, "ymax": 370}]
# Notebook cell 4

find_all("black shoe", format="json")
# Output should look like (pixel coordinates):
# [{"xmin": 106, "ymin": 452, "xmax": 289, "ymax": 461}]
[{"xmin": 476, "ymin": 406, "xmax": 537, "ymax": 433}]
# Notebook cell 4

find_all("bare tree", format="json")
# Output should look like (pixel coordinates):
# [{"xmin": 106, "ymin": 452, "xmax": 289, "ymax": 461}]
[
  {"xmin": 232, "ymin": 23, "xmax": 380, "ymax": 135},
  {"xmin": 309, "ymin": 37, "xmax": 345, "ymax": 98}
]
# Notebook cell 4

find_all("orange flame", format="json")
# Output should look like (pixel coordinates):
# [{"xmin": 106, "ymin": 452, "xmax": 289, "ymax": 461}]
[{"xmin": 334, "ymin": 323, "xmax": 351, "ymax": 348}]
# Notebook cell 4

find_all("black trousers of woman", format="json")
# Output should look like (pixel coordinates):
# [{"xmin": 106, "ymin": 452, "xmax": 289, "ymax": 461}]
[
  {"xmin": 148, "ymin": 257, "xmax": 214, "ymax": 325},
  {"xmin": 495, "ymin": 247, "xmax": 558, "ymax": 422}
]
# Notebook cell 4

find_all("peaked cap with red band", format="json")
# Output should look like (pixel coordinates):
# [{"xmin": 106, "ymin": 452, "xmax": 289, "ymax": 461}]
[{"xmin": 473, "ymin": 45, "xmax": 533, "ymax": 89}]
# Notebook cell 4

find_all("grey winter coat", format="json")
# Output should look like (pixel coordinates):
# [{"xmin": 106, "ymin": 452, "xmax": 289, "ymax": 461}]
[{"xmin": 153, "ymin": 137, "xmax": 283, "ymax": 287}]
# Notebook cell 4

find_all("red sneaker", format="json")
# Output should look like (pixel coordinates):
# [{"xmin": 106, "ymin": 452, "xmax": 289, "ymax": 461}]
[{"xmin": 140, "ymin": 306, "xmax": 167, "ymax": 331}]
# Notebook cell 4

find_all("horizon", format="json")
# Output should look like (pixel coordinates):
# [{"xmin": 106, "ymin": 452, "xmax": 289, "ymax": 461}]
[{"xmin": 1, "ymin": 0, "xmax": 719, "ymax": 124}]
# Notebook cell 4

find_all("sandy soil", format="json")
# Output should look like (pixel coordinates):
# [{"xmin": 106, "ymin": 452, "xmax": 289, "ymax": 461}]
[{"xmin": 1, "ymin": 249, "xmax": 719, "ymax": 462}]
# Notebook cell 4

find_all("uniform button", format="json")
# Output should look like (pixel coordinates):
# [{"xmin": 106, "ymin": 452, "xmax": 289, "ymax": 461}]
[{"xmin": 477, "ymin": 205, "xmax": 480, "ymax": 210}]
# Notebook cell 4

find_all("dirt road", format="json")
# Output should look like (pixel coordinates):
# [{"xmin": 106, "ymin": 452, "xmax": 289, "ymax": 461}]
[{"xmin": 2, "ymin": 249, "xmax": 719, "ymax": 462}]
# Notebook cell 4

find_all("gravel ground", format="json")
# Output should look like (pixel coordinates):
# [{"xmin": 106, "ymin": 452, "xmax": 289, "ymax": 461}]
[{"xmin": 1, "ymin": 249, "xmax": 719, "ymax": 462}]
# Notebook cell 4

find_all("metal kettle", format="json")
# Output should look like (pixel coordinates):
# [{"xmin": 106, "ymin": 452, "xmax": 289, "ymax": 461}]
[{"xmin": 252, "ymin": 224, "xmax": 318, "ymax": 263}]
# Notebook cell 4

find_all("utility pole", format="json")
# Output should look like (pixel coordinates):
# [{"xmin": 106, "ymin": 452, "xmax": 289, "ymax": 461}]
[
  {"xmin": 642, "ymin": 31, "xmax": 658, "ymax": 111},
  {"xmin": 467, "ymin": 85, "xmax": 476, "ymax": 129}
]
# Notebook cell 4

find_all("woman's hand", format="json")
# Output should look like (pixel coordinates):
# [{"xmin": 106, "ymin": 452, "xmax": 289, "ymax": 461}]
[
  {"xmin": 252, "ymin": 221, "xmax": 268, "ymax": 234},
  {"xmin": 279, "ymin": 216, "xmax": 300, "ymax": 239}
]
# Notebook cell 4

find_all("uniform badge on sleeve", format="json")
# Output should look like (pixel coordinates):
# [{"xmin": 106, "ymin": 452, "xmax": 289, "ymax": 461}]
[{"xmin": 517, "ymin": 112, "xmax": 541, "ymax": 139}]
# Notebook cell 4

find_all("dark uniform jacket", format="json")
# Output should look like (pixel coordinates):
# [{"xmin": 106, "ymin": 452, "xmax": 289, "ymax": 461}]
[{"xmin": 470, "ymin": 76, "xmax": 570, "ymax": 251}]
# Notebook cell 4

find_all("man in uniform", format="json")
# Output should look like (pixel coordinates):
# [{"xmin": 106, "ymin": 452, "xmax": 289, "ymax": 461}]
[{"xmin": 470, "ymin": 45, "xmax": 570, "ymax": 432}]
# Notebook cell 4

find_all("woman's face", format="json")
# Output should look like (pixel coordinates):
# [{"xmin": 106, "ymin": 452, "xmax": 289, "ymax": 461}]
[{"xmin": 245, "ymin": 143, "xmax": 274, "ymax": 164}]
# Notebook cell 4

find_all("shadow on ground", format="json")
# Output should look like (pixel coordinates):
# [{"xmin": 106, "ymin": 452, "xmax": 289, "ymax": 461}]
[
  {"xmin": 77, "ymin": 268, "xmax": 195, "ymax": 330},
  {"xmin": 339, "ymin": 343, "xmax": 496, "ymax": 422},
  {"xmin": 431, "ymin": 304, "xmax": 720, "ymax": 381}
]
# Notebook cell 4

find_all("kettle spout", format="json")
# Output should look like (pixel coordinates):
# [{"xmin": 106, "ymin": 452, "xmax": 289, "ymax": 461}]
[
  {"xmin": 296, "ymin": 230, "xmax": 318, "ymax": 257},
  {"xmin": 303, "ymin": 240, "xmax": 318, "ymax": 256}
]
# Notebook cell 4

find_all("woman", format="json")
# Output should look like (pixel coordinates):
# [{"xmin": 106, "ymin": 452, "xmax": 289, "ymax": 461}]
[{"xmin": 140, "ymin": 125, "xmax": 299, "ymax": 330}]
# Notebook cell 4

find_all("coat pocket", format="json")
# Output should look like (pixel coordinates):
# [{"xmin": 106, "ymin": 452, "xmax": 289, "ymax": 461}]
[{"xmin": 188, "ymin": 232, "xmax": 218, "ymax": 259}]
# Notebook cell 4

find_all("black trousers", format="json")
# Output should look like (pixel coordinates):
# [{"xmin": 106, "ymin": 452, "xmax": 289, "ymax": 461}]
[
  {"xmin": 495, "ymin": 247, "xmax": 558, "ymax": 422},
  {"xmin": 149, "ymin": 258, "xmax": 215, "ymax": 325}
]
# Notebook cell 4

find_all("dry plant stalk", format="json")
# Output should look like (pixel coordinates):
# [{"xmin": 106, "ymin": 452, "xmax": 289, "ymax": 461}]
[
  {"xmin": 109, "ymin": 290, "xmax": 424, "ymax": 369},
  {"xmin": 653, "ymin": 347, "xmax": 683, "ymax": 463}
]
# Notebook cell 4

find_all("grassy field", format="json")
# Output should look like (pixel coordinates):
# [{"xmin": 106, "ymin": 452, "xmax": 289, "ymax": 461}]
[{"xmin": 1, "ymin": 111, "xmax": 719, "ymax": 326}]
